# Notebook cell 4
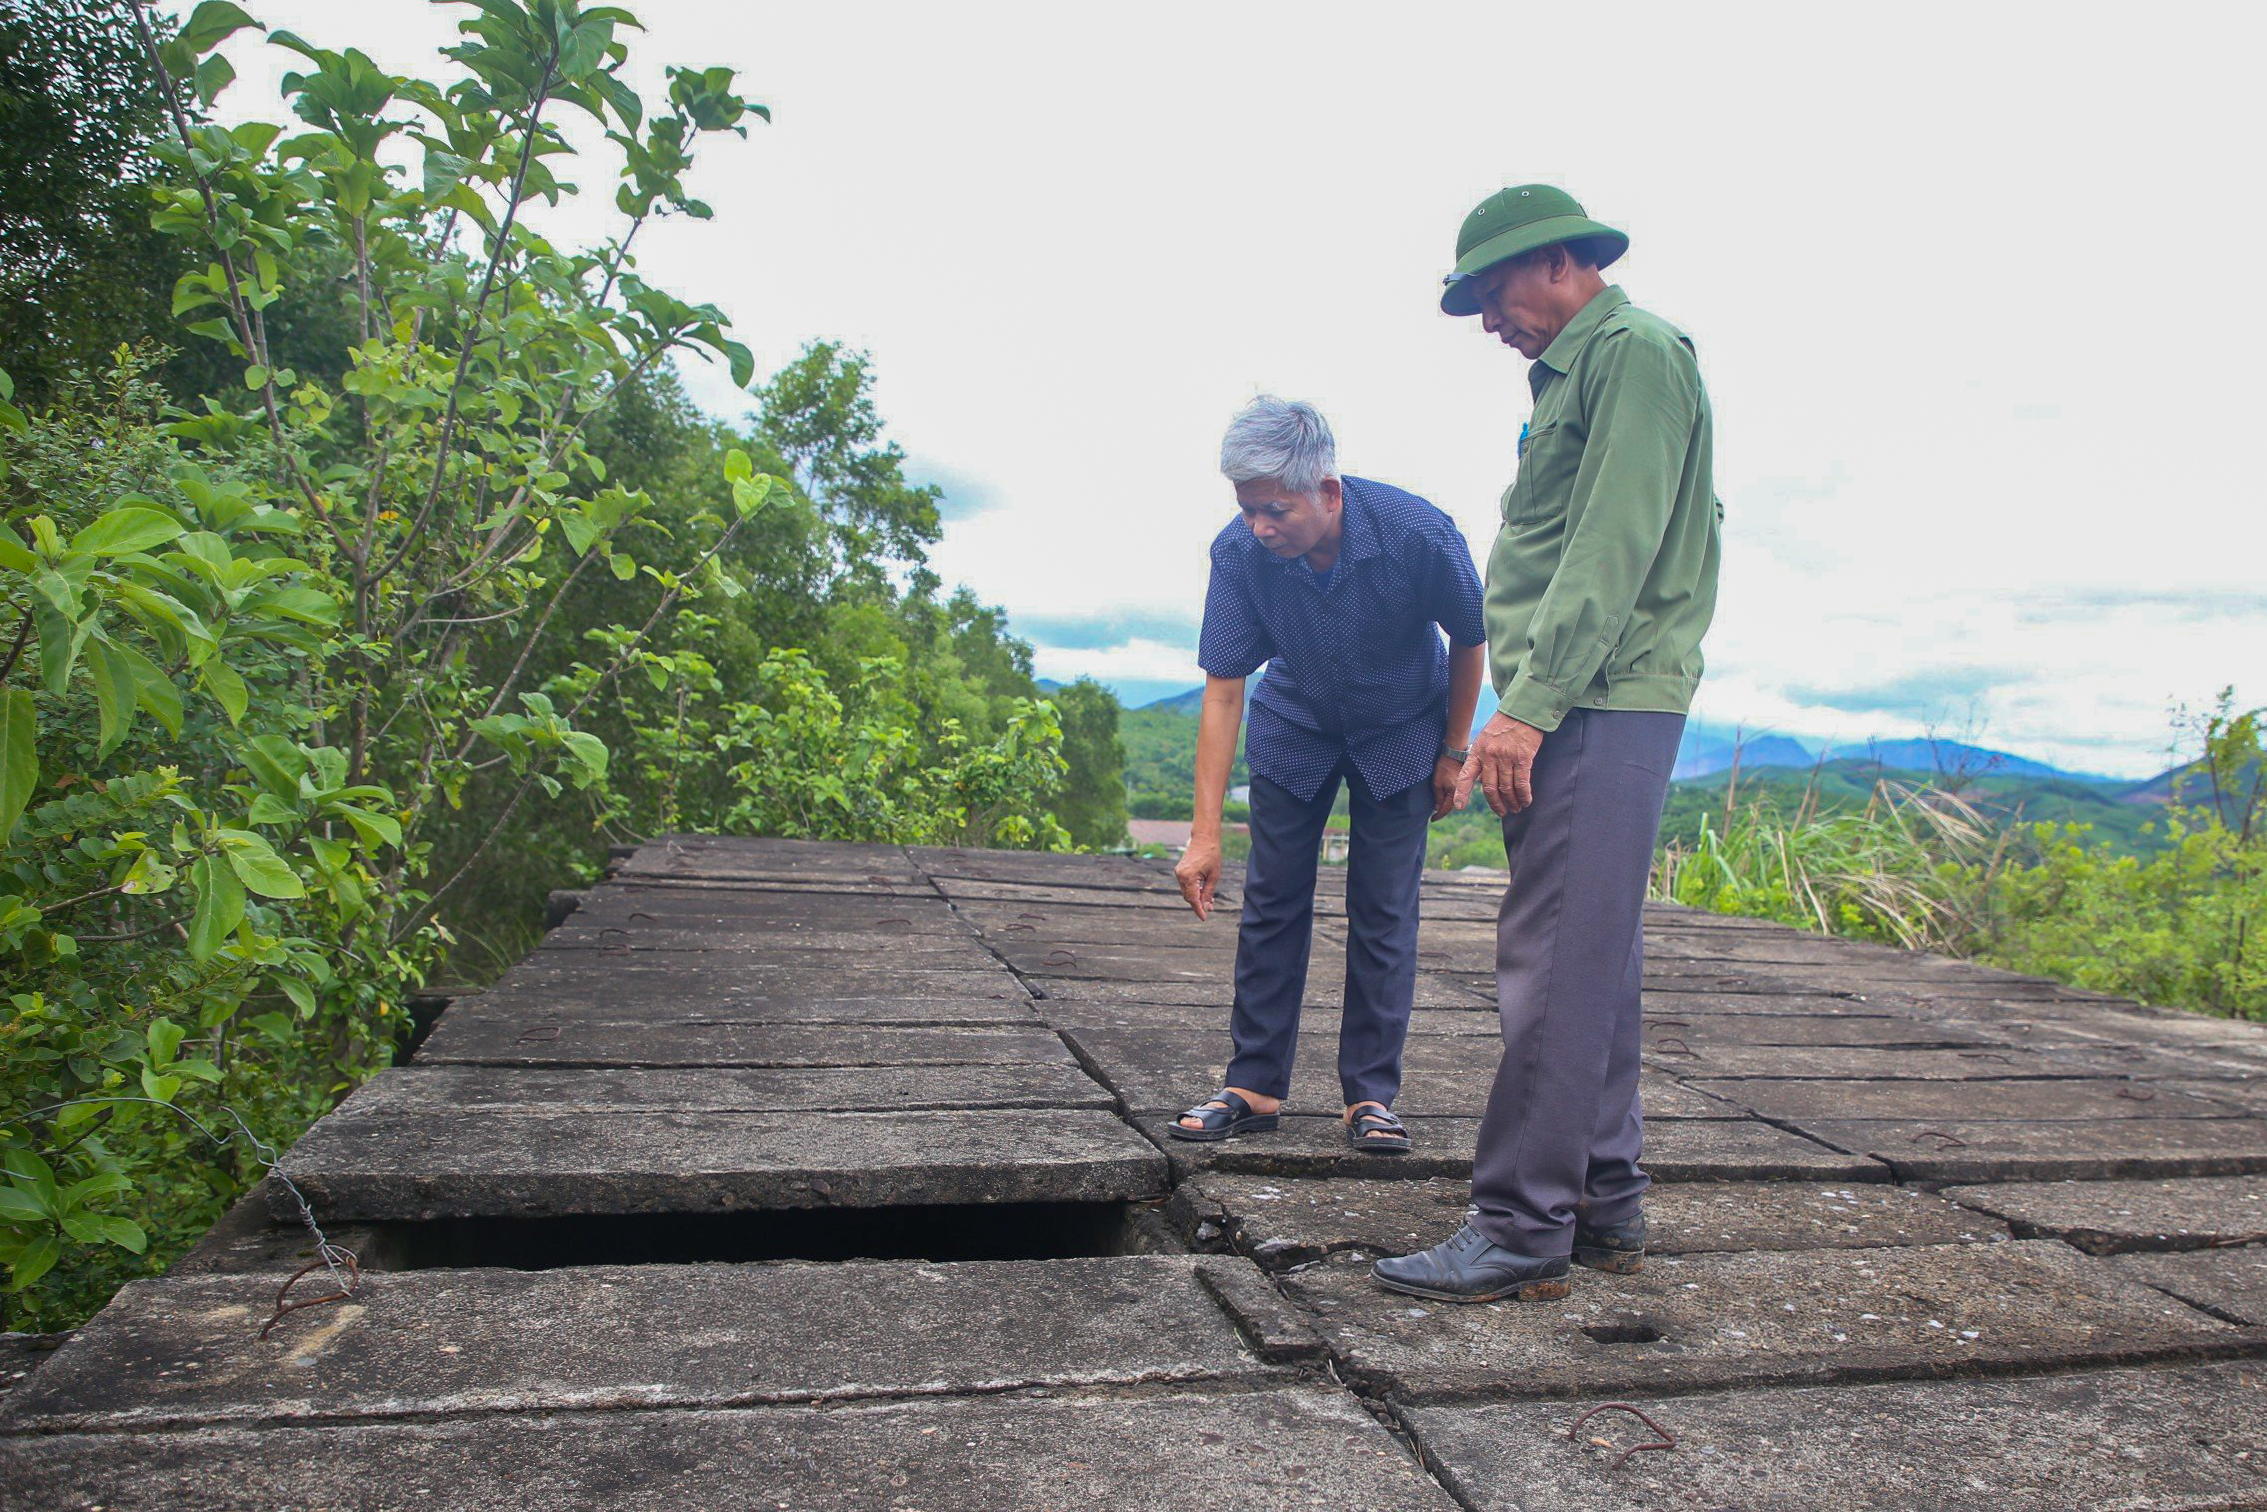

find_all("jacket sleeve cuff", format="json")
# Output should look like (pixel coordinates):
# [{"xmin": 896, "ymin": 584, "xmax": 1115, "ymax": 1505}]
[{"xmin": 1497, "ymin": 668, "xmax": 1569, "ymax": 732}]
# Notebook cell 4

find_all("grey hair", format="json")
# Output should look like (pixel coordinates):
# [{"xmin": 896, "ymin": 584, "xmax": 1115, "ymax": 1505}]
[{"xmin": 1219, "ymin": 395, "xmax": 1338, "ymax": 495}]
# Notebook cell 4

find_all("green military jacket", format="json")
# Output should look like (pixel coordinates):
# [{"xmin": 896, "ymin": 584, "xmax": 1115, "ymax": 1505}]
[{"xmin": 1484, "ymin": 285, "xmax": 1722, "ymax": 732}]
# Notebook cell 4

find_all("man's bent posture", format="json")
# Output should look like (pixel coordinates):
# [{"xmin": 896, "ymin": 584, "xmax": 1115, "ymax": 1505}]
[{"xmin": 1173, "ymin": 396, "xmax": 1485, "ymax": 1155}]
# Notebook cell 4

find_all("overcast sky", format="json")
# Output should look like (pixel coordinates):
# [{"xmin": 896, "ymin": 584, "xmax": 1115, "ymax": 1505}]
[{"xmin": 225, "ymin": 2, "xmax": 2265, "ymax": 778}]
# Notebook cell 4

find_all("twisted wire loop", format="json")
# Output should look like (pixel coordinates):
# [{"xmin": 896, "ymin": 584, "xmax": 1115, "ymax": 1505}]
[
  {"xmin": 25, "ymin": 1095, "xmax": 361, "ymax": 1332},
  {"xmin": 1567, "ymin": 1402, "xmax": 1677, "ymax": 1471}
]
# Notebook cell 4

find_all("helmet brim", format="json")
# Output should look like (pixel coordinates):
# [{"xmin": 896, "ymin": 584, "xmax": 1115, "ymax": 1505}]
[{"xmin": 1439, "ymin": 217, "xmax": 1628, "ymax": 316}]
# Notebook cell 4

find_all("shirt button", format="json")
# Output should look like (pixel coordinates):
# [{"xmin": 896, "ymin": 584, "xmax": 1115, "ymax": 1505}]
[{"xmin": 1594, "ymin": 695, "xmax": 1607, "ymax": 706}]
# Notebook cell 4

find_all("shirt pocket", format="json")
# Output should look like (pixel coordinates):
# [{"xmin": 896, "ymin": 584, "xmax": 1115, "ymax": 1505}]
[{"xmin": 1502, "ymin": 420, "xmax": 1574, "ymax": 527}]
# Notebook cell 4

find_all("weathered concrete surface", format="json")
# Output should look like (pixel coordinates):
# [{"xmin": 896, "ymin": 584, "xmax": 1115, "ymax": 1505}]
[
  {"xmin": 413, "ymin": 1019, "xmax": 1073, "ymax": 1068},
  {"xmin": 1283, "ymin": 1239, "xmax": 2241, "ymax": 1402},
  {"xmin": 1061, "ymin": 1025, "xmax": 1743, "ymax": 1118},
  {"xmin": 333, "ymin": 1063, "xmax": 1113, "ymax": 1117},
  {"xmin": 1636, "ymin": 1012, "xmax": 2004, "ymax": 1047},
  {"xmin": 1688, "ymin": 1076, "xmax": 2249, "ymax": 1122},
  {"xmin": 0, "ymin": 1334, "xmax": 64, "ymax": 1402},
  {"xmin": 0, "ymin": 1387, "xmax": 1461, "ymax": 1512},
  {"xmin": 275, "ymin": 1108, "xmax": 1166, "ymax": 1219},
  {"xmin": 1798, "ymin": 1116, "xmax": 2267, "ymax": 1182},
  {"xmin": 1179, "ymin": 1176, "xmax": 2003, "ymax": 1269},
  {"xmin": 26, "ymin": 838, "xmax": 2267, "ymax": 1510},
  {"xmin": 436, "ymin": 989, "xmax": 1044, "ymax": 1025},
  {"xmin": 1034, "ymin": 975, "xmax": 1492, "ymax": 1007},
  {"xmin": 0, "ymin": 1256, "xmax": 1308, "ymax": 1431},
  {"xmin": 2111, "ymin": 1248, "xmax": 2267, "ymax": 1326},
  {"xmin": 1943, "ymin": 1174, "xmax": 2267, "ymax": 1253},
  {"xmin": 1159, "ymin": 1113, "xmax": 1886, "ymax": 1183},
  {"xmin": 1644, "ymin": 1043, "xmax": 2207, "ymax": 1080},
  {"xmin": 1403, "ymin": 1361, "xmax": 2267, "ymax": 1512}
]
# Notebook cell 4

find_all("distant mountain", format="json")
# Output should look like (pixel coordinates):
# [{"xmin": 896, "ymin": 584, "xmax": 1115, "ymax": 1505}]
[
  {"xmin": 1823, "ymin": 738, "xmax": 2114, "ymax": 783},
  {"xmin": 1136, "ymin": 687, "xmax": 2118, "ymax": 787},
  {"xmin": 1138, "ymin": 685, "xmax": 1207, "ymax": 717}
]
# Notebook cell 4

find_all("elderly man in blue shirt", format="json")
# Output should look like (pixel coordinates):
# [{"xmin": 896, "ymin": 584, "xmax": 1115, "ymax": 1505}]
[{"xmin": 1171, "ymin": 396, "xmax": 1487, "ymax": 1153}]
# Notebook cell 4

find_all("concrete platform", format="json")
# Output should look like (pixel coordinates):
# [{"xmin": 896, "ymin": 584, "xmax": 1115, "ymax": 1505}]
[
  {"xmin": 1179, "ymin": 1176, "xmax": 2004, "ymax": 1269},
  {"xmin": 1942, "ymin": 1174, "xmax": 2267, "ymax": 1252},
  {"xmin": 275, "ymin": 1107, "xmax": 1167, "ymax": 1218},
  {"xmin": 15, "ymin": 838, "xmax": 2267, "ymax": 1510},
  {"xmin": 1284, "ymin": 1239, "xmax": 2241, "ymax": 1402},
  {"xmin": 1157, "ymin": 1112, "xmax": 1886, "ymax": 1183},
  {"xmin": 0, "ymin": 1256, "xmax": 1310, "ymax": 1431},
  {"xmin": 1403, "ymin": 1361, "xmax": 2267, "ymax": 1511},
  {"xmin": 0, "ymin": 1388, "xmax": 1460, "ymax": 1512}
]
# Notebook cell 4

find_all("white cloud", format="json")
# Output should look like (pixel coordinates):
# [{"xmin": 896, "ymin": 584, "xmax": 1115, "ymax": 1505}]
[{"xmin": 223, "ymin": 1, "xmax": 2267, "ymax": 776}]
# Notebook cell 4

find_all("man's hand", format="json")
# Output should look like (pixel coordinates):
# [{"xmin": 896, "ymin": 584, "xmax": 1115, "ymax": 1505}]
[
  {"xmin": 1454, "ymin": 712, "xmax": 1546, "ymax": 816},
  {"xmin": 1175, "ymin": 836, "xmax": 1224, "ymax": 921},
  {"xmin": 1430, "ymin": 754, "xmax": 1464, "ymax": 820}
]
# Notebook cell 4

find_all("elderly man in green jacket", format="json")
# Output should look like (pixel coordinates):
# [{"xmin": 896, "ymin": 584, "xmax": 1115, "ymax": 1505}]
[{"xmin": 1375, "ymin": 186, "xmax": 1723, "ymax": 1303}]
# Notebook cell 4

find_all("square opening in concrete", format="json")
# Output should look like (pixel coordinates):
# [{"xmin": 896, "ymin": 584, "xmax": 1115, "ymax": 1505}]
[{"xmin": 372, "ymin": 1200, "xmax": 1181, "ymax": 1271}]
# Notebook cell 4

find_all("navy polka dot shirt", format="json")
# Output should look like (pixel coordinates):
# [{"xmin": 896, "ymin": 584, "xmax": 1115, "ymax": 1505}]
[{"xmin": 1198, "ymin": 476, "xmax": 1487, "ymax": 803}]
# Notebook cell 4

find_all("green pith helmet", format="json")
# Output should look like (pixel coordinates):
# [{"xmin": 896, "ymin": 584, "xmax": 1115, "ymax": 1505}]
[{"xmin": 1439, "ymin": 184, "xmax": 1627, "ymax": 316}]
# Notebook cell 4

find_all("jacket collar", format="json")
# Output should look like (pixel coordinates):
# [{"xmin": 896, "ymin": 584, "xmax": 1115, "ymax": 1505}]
[{"xmin": 1533, "ymin": 285, "xmax": 1629, "ymax": 392}]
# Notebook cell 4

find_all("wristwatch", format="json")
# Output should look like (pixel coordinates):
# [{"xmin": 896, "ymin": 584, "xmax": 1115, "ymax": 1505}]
[{"xmin": 1441, "ymin": 744, "xmax": 1470, "ymax": 765}]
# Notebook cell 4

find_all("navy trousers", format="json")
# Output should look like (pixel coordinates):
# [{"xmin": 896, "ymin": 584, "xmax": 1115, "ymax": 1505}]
[
  {"xmin": 1225, "ymin": 763, "xmax": 1433, "ymax": 1108},
  {"xmin": 1468, "ymin": 708, "xmax": 1686, "ymax": 1256}
]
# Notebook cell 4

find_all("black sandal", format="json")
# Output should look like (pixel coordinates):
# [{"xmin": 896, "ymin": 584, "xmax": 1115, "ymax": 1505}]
[
  {"xmin": 1168, "ymin": 1090, "xmax": 1280, "ymax": 1143},
  {"xmin": 1345, "ymin": 1104, "xmax": 1412, "ymax": 1154}
]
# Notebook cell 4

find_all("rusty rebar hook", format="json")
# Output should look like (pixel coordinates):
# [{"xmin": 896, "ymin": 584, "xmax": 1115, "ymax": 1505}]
[
  {"xmin": 260, "ymin": 1249, "xmax": 362, "ymax": 1340},
  {"xmin": 1567, "ymin": 1401, "xmax": 1677, "ymax": 1471}
]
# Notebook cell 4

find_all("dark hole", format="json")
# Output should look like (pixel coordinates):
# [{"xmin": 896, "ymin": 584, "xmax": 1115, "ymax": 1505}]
[
  {"xmin": 370, "ymin": 1201, "xmax": 1173, "ymax": 1271},
  {"xmin": 1581, "ymin": 1319, "xmax": 1666, "ymax": 1345}
]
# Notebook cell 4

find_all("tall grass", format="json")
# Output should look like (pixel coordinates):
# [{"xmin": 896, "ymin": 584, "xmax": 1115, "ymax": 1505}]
[
  {"xmin": 1654, "ymin": 773, "xmax": 2006, "ymax": 952},
  {"xmin": 1652, "ymin": 697, "xmax": 2265, "ymax": 1020}
]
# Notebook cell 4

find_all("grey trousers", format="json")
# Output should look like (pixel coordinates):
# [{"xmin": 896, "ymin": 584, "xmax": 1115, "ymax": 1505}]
[{"xmin": 1468, "ymin": 708, "xmax": 1685, "ymax": 1256}]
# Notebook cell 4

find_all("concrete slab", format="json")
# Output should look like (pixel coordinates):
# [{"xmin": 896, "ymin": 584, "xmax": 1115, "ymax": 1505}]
[
  {"xmin": 1158, "ymin": 1114, "xmax": 1883, "ymax": 1183},
  {"xmin": 0, "ymin": 1256, "xmax": 1307, "ymax": 1431},
  {"xmin": 0, "ymin": 1387, "xmax": 1461, "ymax": 1512},
  {"xmin": 275, "ymin": 1108, "xmax": 1166, "ymax": 1219},
  {"xmin": 1686, "ymin": 1077, "xmax": 2248, "ymax": 1122},
  {"xmin": 1035, "ymin": 976, "xmax": 1489, "ymax": 1008},
  {"xmin": 538, "ymin": 926, "xmax": 993, "ymax": 957},
  {"xmin": 1061, "ymin": 1026, "xmax": 1741, "ymax": 1119},
  {"xmin": 490, "ymin": 960, "xmax": 1021, "ymax": 997},
  {"xmin": 930, "ymin": 879, "xmax": 1218, "ymax": 909},
  {"xmin": 1644, "ymin": 1044, "xmax": 2150, "ymax": 1080},
  {"xmin": 1941, "ymin": 1175, "xmax": 2267, "ymax": 1253},
  {"xmin": 1039, "ymin": 1000, "xmax": 1497, "ymax": 1038},
  {"xmin": 1403, "ymin": 1361, "xmax": 2267, "ymax": 1512},
  {"xmin": 413, "ymin": 1020, "xmax": 1076, "ymax": 1069},
  {"xmin": 0, "ymin": 1334, "xmax": 64, "ymax": 1403},
  {"xmin": 1640, "ymin": 989, "xmax": 1884, "ymax": 1013},
  {"xmin": 1639, "ymin": 1014, "xmax": 2002, "ymax": 1048},
  {"xmin": 332, "ymin": 1064, "xmax": 1114, "ymax": 1117},
  {"xmin": 443, "ymin": 991, "xmax": 1041, "ymax": 1026},
  {"xmin": 1795, "ymin": 1117, "xmax": 2267, "ymax": 1182},
  {"xmin": 2110, "ymin": 1248, "xmax": 2267, "ymax": 1326},
  {"xmin": 1284, "ymin": 1239, "xmax": 2237, "ymax": 1402},
  {"xmin": 1181, "ymin": 1176, "xmax": 2003, "ymax": 1269}
]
